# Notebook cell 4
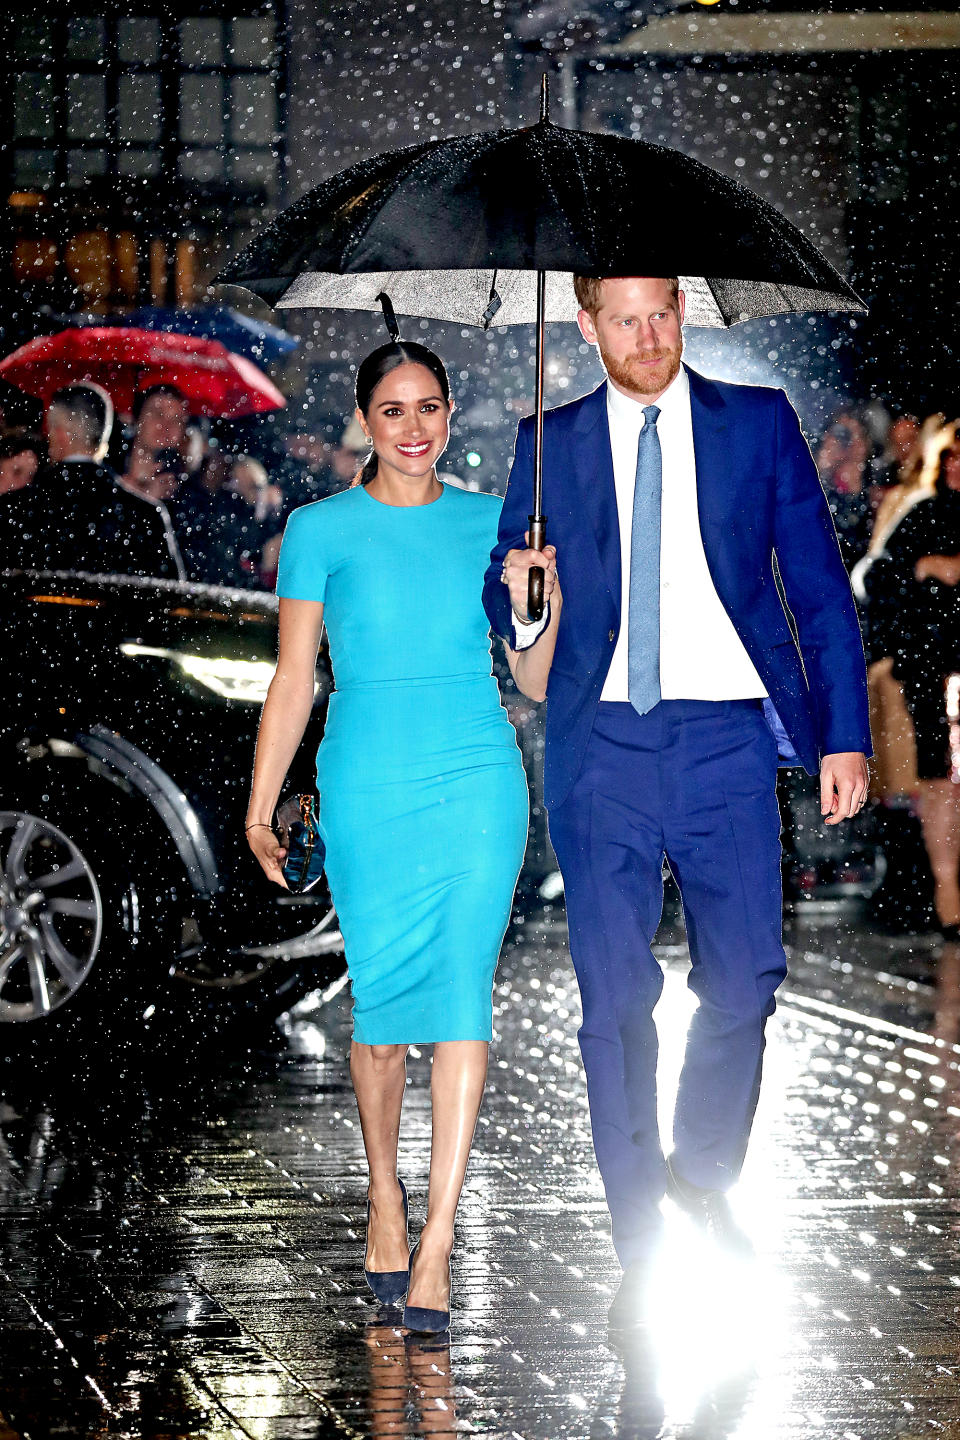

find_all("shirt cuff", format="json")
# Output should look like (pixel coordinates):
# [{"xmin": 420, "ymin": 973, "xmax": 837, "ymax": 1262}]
[{"xmin": 511, "ymin": 603, "xmax": 550, "ymax": 650}]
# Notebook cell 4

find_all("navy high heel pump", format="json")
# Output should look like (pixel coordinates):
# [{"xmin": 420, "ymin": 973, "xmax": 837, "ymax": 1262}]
[
  {"xmin": 363, "ymin": 1178, "xmax": 409, "ymax": 1306},
  {"xmin": 402, "ymin": 1241, "xmax": 451, "ymax": 1334}
]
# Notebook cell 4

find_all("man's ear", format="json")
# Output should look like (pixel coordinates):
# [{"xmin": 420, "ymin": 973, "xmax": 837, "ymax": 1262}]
[
  {"xmin": 677, "ymin": 289, "xmax": 686, "ymax": 326},
  {"xmin": 577, "ymin": 308, "xmax": 598, "ymax": 345}
]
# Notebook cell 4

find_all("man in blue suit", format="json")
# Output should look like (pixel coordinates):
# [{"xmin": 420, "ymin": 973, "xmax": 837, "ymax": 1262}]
[{"xmin": 482, "ymin": 276, "xmax": 871, "ymax": 1327}]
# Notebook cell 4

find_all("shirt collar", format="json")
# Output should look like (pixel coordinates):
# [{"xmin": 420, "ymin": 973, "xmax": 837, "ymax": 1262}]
[{"xmin": 606, "ymin": 363, "xmax": 689, "ymax": 429}]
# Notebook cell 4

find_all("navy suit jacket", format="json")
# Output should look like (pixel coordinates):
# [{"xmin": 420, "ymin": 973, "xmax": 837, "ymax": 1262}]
[{"xmin": 482, "ymin": 366, "xmax": 872, "ymax": 813}]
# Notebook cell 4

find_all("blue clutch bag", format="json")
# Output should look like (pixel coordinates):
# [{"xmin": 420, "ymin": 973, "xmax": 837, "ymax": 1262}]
[{"xmin": 276, "ymin": 793, "xmax": 325, "ymax": 894}]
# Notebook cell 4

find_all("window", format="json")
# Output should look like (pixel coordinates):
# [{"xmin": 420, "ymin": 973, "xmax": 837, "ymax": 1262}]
[
  {"xmin": 8, "ymin": 8, "xmax": 283, "ymax": 205},
  {"xmin": 231, "ymin": 73, "xmax": 276, "ymax": 146},
  {"xmin": 66, "ymin": 75, "xmax": 107, "ymax": 141},
  {"xmin": 14, "ymin": 73, "xmax": 54, "ymax": 140},
  {"xmin": 66, "ymin": 17, "xmax": 105, "ymax": 62},
  {"xmin": 180, "ymin": 17, "xmax": 224, "ymax": 66},
  {"xmin": 117, "ymin": 17, "xmax": 161, "ymax": 65},
  {"xmin": 119, "ymin": 74, "xmax": 163, "ymax": 144},
  {"xmin": 15, "ymin": 19, "xmax": 55, "ymax": 63}
]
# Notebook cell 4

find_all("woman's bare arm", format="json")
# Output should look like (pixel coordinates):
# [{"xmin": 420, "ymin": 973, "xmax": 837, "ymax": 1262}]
[{"xmin": 246, "ymin": 596, "xmax": 325, "ymax": 886}]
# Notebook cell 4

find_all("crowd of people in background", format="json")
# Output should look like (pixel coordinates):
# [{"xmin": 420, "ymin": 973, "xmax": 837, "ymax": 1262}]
[
  {"xmin": 812, "ymin": 401, "xmax": 960, "ymax": 938},
  {"xmin": 0, "ymin": 378, "xmax": 370, "ymax": 589}
]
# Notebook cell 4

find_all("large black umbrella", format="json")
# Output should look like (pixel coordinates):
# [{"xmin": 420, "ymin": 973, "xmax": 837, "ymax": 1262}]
[{"xmin": 219, "ymin": 79, "xmax": 866, "ymax": 617}]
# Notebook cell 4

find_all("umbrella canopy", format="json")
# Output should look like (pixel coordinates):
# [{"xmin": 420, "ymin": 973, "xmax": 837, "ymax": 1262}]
[
  {"xmin": 219, "ymin": 88, "xmax": 866, "ymax": 618},
  {"xmin": 219, "ymin": 115, "xmax": 865, "ymax": 328},
  {"xmin": 0, "ymin": 327, "xmax": 286, "ymax": 419},
  {"xmin": 122, "ymin": 306, "xmax": 299, "ymax": 365}
]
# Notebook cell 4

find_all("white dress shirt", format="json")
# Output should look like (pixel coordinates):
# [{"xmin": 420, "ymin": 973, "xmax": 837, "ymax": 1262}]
[{"xmin": 515, "ymin": 369, "xmax": 766, "ymax": 702}]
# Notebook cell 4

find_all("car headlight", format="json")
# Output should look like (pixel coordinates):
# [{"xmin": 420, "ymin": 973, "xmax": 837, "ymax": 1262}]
[{"xmin": 119, "ymin": 644, "xmax": 285, "ymax": 703}]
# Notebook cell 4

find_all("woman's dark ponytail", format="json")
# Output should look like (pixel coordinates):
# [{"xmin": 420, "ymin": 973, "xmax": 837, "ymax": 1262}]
[
  {"xmin": 355, "ymin": 449, "xmax": 379, "ymax": 486},
  {"xmin": 352, "ymin": 341, "xmax": 450, "ymax": 486}
]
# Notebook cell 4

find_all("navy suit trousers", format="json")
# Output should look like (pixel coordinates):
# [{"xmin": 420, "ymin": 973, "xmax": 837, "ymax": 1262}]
[{"xmin": 547, "ymin": 699, "xmax": 788, "ymax": 1268}]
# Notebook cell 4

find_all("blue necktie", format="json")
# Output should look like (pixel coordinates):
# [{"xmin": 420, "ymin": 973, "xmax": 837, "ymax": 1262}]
[{"xmin": 628, "ymin": 405, "xmax": 662, "ymax": 716}]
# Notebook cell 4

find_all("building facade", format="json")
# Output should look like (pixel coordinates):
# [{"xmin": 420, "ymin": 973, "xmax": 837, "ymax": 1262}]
[{"xmin": 2, "ymin": 3, "xmax": 288, "ymax": 348}]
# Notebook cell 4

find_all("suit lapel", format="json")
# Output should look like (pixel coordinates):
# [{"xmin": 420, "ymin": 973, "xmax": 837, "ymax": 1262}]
[
  {"xmin": 686, "ymin": 365, "xmax": 733, "ymax": 590},
  {"xmin": 571, "ymin": 383, "xmax": 620, "ymax": 609}
]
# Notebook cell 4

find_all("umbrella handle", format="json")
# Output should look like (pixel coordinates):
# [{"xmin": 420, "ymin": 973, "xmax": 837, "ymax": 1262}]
[{"xmin": 527, "ymin": 514, "xmax": 547, "ymax": 622}]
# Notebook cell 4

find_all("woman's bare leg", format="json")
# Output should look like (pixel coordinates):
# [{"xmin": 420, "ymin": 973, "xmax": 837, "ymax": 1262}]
[
  {"xmin": 919, "ymin": 779, "xmax": 960, "ymax": 928},
  {"xmin": 350, "ymin": 1041, "xmax": 410, "ymax": 1272},
  {"xmin": 407, "ymin": 1040, "xmax": 489, "ymax": 1311}
]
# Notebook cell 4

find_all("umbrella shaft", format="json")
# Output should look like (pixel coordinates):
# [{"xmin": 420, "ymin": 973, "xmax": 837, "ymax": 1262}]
[{"xmin": 533, "ymin": 268, "xmax": 546, "ymax": 522}]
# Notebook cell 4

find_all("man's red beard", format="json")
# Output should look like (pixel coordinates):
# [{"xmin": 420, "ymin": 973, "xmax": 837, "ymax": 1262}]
[{"xmin": 599, "ymin": 340, "xmax": 683, "ymax": 399}]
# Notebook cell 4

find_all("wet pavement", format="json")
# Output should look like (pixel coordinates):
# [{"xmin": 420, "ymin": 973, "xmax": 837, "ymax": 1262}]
[{"xmin": 3, "ymin": 908, "xmax": 960, "ymax": 1439}]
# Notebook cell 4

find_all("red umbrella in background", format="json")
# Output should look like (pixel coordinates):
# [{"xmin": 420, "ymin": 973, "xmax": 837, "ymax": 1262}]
[{"xmin": 0, "ymin": 327, "xmax": 286, "ymax": 418}]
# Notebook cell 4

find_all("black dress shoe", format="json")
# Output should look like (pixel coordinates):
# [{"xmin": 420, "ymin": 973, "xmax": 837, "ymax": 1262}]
[
  {"xmin": 665, "ymin": 1157, "xmax": 754, "ymax": 1257},
  {"xmin": 607, "ymin": 1256, "xmax": 655, "ymax": 1336}
]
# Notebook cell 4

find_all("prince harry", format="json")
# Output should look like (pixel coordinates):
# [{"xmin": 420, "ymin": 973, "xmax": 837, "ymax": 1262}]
[{"xmin": 483, "ymin": 275, "xmax": 870, "ymax": 1328}]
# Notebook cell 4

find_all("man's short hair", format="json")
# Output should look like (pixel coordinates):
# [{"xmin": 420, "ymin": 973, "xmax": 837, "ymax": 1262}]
[
  {"xmin": 573, "ymin": 275, "xmax": 680, "ymax": 316},
  {"xmin": 48, "ymin": 383, "xmax": 113, "ymax": 450},
  {"xmin": 133, "ymin": 383, "xmax": 189, "ymax": 422},
  {"xmin": 0, "ymin": 430, "xmax": 44, "ymax": 463}
]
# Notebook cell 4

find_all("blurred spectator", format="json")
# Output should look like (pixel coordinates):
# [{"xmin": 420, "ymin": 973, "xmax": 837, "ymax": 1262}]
[
  {"xmin": 182, "ymin": 421, "xmax": 208, "ymax": 476},
  {"xmin": 165, "ymin": 450, "xmax": 260, "ymax": 588},
  {"xmin": 230, "ymin": 454, "xmax": 284, "ymax": 526},
  {"xmin": 846, "ymin": 414, "xmax": 955, "ymax": 864},
  {"xmin": 122, "ymin": 384, "xmax": 191, "ymax": 499},
  {"xmin": 0, "ymin": 383, "xmax": 183, "ymax": 580},
  {"xmin": 277, "ymin": 422, "xmax": 367, "ymax": 513},
  {"xmin": 862, "ymin": 414, "xmax": 949, "ymax": 565},
  {"xmin": 338, "ymin": 416, "xmax": 369, "ymax": 476},
  {"xmin": 816, "ymin": 410, "xmax": 873, "ymax": 569},
  {"xmin": 876, "ymin": 413, "xmax": 922, "ymax": 488},
  {"xmin": 260, "ymin": 531, "xmax": 283, "ymax": 589},
  {"xmin": 228, "ymin": 454, "xmax": 285, "ymax": 585},
  {"xmin": 864, "ymin": 429, "xmax": 960, "ymax": 933},
  {"xmin": 0, "ymin": 432, "xmax": 45, "ymax": 496}
]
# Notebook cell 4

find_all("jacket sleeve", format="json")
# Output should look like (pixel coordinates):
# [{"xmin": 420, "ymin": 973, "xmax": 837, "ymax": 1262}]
[
  {"xmin": 770, "ymin": 390, "xmax": 872, "ymax": 758},
  {"xmin": 482, "ymin": 418, "xmax": 535, "ymax": 641}
]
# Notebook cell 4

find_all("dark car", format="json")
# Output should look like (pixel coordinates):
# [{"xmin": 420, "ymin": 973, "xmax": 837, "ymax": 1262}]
[{"xmin": 0, "ymin": 567, "xmax": 343, "ymax": 1048}]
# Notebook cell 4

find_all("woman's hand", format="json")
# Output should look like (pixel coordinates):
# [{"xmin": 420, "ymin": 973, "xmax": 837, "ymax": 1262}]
[
  {"xmin": 501, "ymin": 537, "xmax": 558, "ymax": 623},
  {"xmin": 246, "ymin": 824, "xmax": 289, "ymax": 889},
  {"xmin": 915, "ymin": 554, "xmax": 960, "ymax": 586}
]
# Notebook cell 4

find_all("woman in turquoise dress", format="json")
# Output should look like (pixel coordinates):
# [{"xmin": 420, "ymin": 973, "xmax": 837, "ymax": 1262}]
[{"xmin": 246, "ymin": 341, "xmax": 558, "ymax": 1333}]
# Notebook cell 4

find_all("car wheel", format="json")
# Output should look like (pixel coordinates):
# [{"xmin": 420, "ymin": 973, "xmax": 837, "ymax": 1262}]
[
  {"xmin": 0, "ymin": 810, "xmax": 105, "ymax": 1025},
  {"xmin": 0, "ymin": 805, "xmax": 153, "ymax": 1050}
]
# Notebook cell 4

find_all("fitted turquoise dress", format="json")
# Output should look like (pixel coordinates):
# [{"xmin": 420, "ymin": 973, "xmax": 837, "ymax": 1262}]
[{"xmin": 276, "ymin": 483, "xmax": 529, "ymax": 1045}]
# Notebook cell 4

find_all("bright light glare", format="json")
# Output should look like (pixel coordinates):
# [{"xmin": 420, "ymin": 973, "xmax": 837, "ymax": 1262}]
[
  {"xmin": 465, "ymin": 450, "xmax": 482, "ymax": 468},
  {"xmin": 645, "ymin": 961, "xmax": 797, "ymax": 1430},
  {"xmin": 119, "ymin": 643, "xmax": 290, "ymax": 702},
  {"xmin": 647, "ymin": 1218, "xmax": 794, "ymax": 1430}
]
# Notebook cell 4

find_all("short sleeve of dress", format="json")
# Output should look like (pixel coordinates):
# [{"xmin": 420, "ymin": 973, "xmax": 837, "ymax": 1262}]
[{"xmin": 276, "ymin": 503, "xmax": 327, "ymax": 602}]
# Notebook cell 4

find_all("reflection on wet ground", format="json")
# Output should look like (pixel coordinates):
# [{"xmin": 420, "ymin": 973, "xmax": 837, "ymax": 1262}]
[{"xmin": 3, "ymin": 912, "xmax": 960, "ymax": 1438}]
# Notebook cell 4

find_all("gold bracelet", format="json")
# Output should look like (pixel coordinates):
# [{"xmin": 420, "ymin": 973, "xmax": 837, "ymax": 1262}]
[{"xmin": 245, "ymin": 823, "xmax": 273, "ymax": 832}]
